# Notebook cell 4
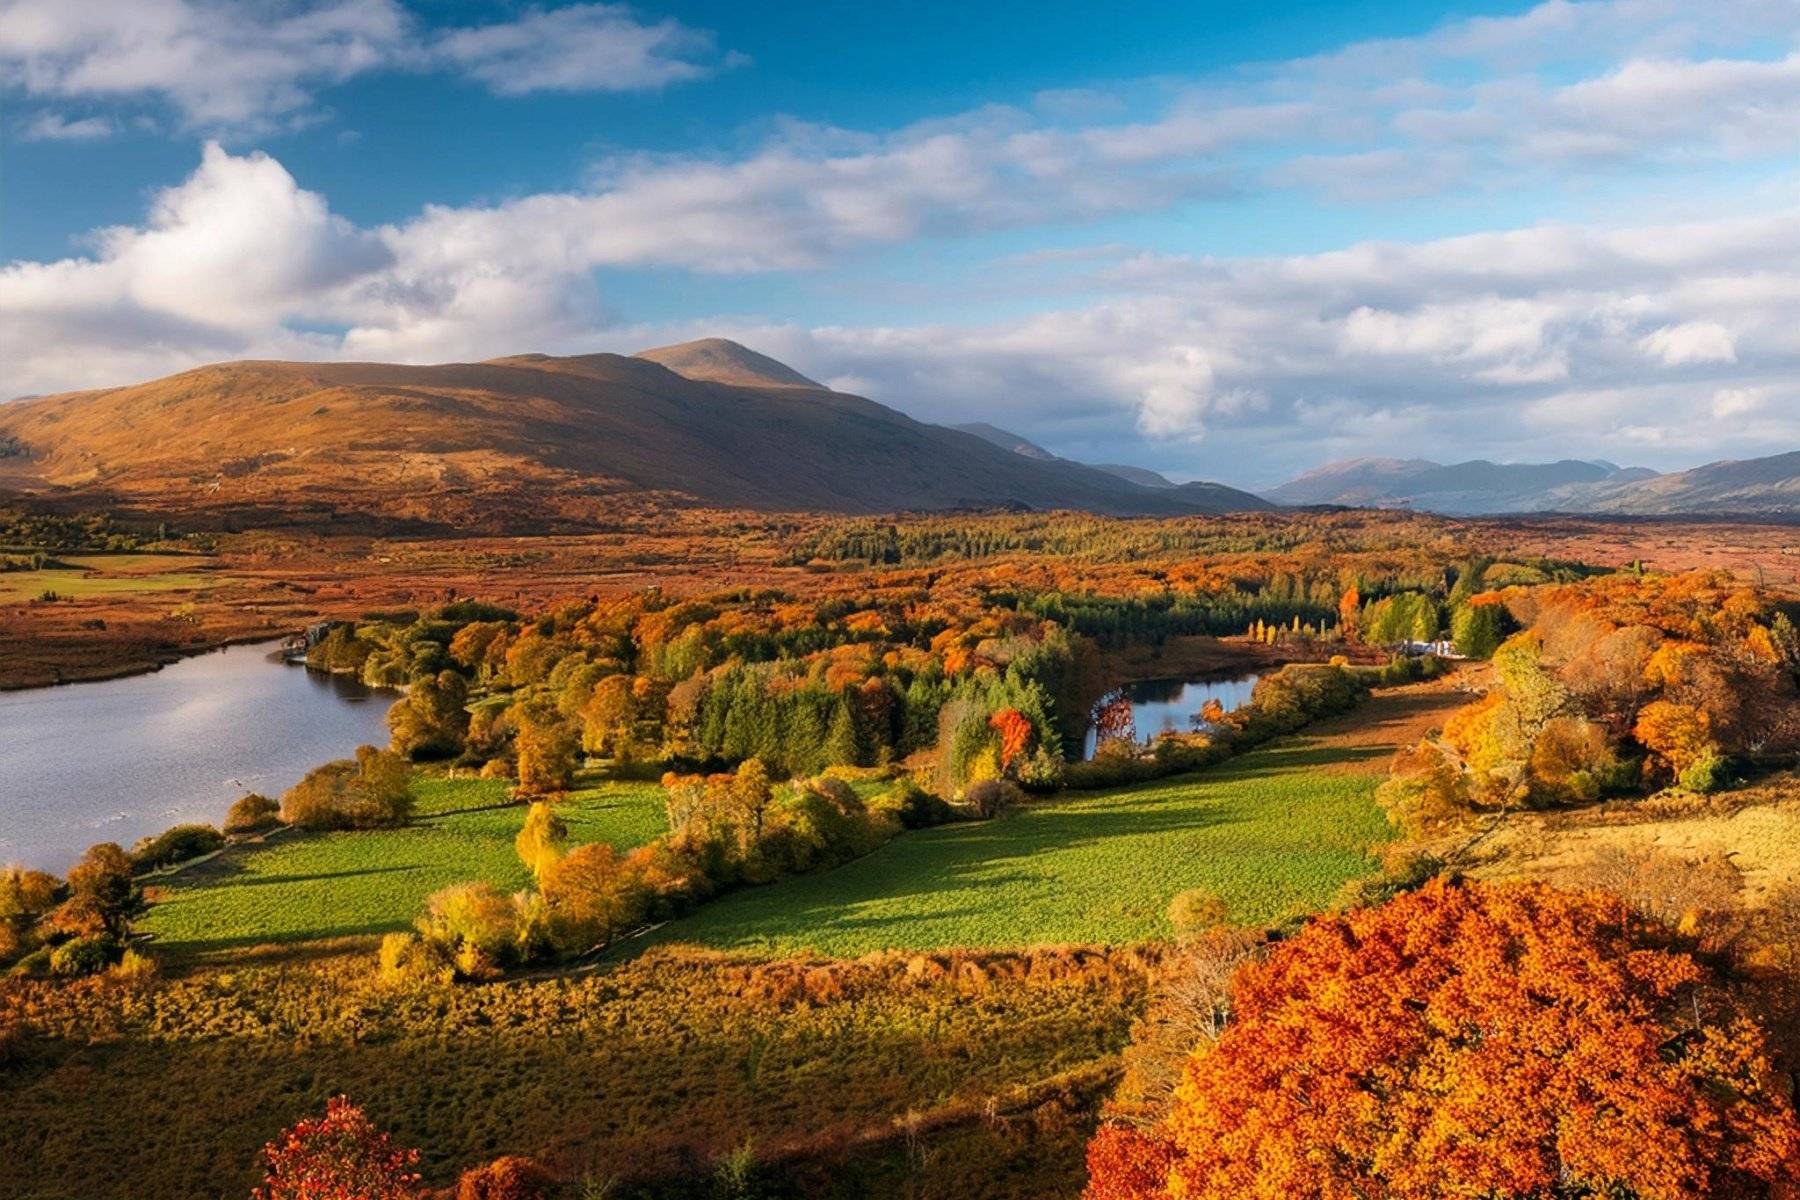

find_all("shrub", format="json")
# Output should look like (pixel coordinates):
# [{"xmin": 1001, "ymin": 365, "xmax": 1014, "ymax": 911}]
[
  {"xmin": 869, "ymin": 777, "xmax": 958, "ymax": 828},
  {"xmin": 415, "ymin": 883, "xmax": 523, "ymax": 978},
  {"xmin": 538, "ymin": 843, "xmax": 650, "ymax": 955},
  {"xmin": 1165, "ymin": 888, "xmax": 1230, "ymax": 940},
  {"xmin": 254, "ymin": 1096, "xmax": 421, "ymax": 1200},
  {"xmin": 224, "ymin": 793, "xmax": 281, "ymax": 835},
  {"xmin": 387, "ymin": 670, "xmax": 471, "ymax": 760},
  {"xmin": 456, "ymin": 1156, "xmax": 555, "ymax": 1200},
  {"xmin": 282, "ymin": 746, "xmax": 414, "ymax": 830},
  {"xmin": 48, "ymin": 935, "xmax": 113, "ymax": 977},
  {"xmin": 129, "ymin": 823, "xmax": 224, "ymax": 871},
  {"xmin": 962, "ymin": 778, "xmax": 1023, "ymax": 819}
]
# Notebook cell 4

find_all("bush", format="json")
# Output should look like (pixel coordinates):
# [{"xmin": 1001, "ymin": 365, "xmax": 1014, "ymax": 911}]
[
  {"xmin": 224, "ymin": 793, "xmax": 281, "ymax": 835},
  {"xmin": 281, "ymin": 746, "xmax": 413, "ymax": 831},
  {"xmin": 1166, "ymin": 888, "xmax": 1230, "ymax": 939},
  {"xmin": 129, "ymin": 823, "xmax": 224, "ymax": 871},
  {"xmin": 415, "ymin": 882, "xmax": 524, "ymax": 979},
  {"xmin": 869, "ymin": 777, "xmax": 958, "ymax": 828},
  {"xmin": 49, "ymin": 935, "xmax": 114, "ymax": 977},
  {"xmin": 456, "ymin": 1155, "xmax": 556, "ymax": 1200},
  {"xmin": 962, "ymin": 779, "xmax": 1023, "ymax": 819}
]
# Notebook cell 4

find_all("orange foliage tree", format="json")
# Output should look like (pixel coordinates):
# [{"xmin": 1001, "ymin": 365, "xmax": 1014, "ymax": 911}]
[
  {"xmin": 254, "ymin": 1096, "xmax": 421, "ymax": 1200},
  {"xmin": 989, "ymin": 707, "xmax": 1034, "ymax": 770},
  {"xmin": 1085, "ymin": 879, "xmax": 1800, "ymax": 1200}
]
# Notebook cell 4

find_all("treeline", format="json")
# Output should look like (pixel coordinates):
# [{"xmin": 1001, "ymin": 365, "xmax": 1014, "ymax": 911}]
[{"xmin": 0, "ymin": 508, "xmax": 205, "ymax": 553}]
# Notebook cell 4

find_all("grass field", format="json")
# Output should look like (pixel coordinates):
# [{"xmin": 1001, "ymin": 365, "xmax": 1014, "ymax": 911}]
[
  {"xmin": 139, "ymin": 772, "xmax": 667, "ymax": 954},
  {"xmin": 0, "ymin": 553, "xmax": 220, "ymax": 602},
  {"xmin": 649, "ymin": 735, "xmax": 1395, "ymax": 957}
]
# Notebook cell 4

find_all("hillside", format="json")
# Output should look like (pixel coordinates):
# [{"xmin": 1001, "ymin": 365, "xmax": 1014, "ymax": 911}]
[
  {"xmin": 632, "ymin": 337, "xmax": 824, "ymax": 390},
  {"xmin": 1269, "ymin": 457, "xmax": 1658, "ymax": 514},
  {"xmin": 955, "ymin": 422, "xmax": 1194, "ymax": 492},
  {"xmin": 0, "ymin": 343, "xmax": 1268, "ymax": 529},
  {"xmin": 1573, "ymin": 450, "xmax": 1800, "ymax": 515}
]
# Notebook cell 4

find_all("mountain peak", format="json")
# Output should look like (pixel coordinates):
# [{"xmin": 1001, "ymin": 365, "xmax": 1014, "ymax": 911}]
[{"xmin": 633, "ymin": 338, "xmax": 823, "ymax": 390}]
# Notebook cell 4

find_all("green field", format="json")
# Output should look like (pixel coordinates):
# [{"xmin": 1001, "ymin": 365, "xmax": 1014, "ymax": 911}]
[
  {"xmin": 140, "ymin": 773, "xmax": 667, "ymax": 954},
  {"xmin": 650, "ymin": 737, "xmax": 1393, "ymax": 956},
  {"xmin": 0, "ymin": 553, "xmax": 220, "ymax": 601}
]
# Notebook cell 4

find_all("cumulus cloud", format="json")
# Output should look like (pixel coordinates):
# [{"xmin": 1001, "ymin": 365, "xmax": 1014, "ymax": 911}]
[
  {"xmin": 1639, "ymin": 321, "xmax": 1738, "ymax": 365},
  {"xmin": 0, "ymin": 0, "xmax": 732, "ymax": 129}
]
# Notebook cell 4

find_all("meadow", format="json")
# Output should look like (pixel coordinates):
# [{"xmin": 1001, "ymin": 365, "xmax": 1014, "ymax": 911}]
[
  {"xmin": 0, "ymin": 552, "xmax": 220, "ymax": 602},
  {"xmin": 651, "ymin": 735, "xmax": 1394, "ymax": 957},
  {"xmin": 140, "ymin": 773, "xmax": 668, "ymax": 955}
]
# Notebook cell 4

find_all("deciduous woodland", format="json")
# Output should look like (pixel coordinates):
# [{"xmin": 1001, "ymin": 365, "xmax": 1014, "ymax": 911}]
[{"xmin": 5, "ymin": 507, "xmax": 1800, "ymax": 1198}]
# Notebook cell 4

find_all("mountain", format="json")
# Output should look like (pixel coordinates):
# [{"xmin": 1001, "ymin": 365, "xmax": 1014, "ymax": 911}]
[
  {"xmin": 1571, "ymin": 451, "xmax": 1800, "ymax": 515},
  {"xmin": 1268, "ymin": 457, "xmax": 1659, "ymax": 514},
  {"xmin": 633, "ymin": 337, "xmax": 823, "ymax": 390},
  {"xmin": 953, "ymin": 422, "xmax": 1058, "ymax": 461},
  {"xmin": 955, "ymin": 423, "xmax": 1183, "ymax": 490},
  {"xmin": 1093, "ymin": 463, "xmax": 1175, "ymax": 488},
  {"xmin": 0, "ymin": 342, "xmax": 1269, "ymax": 530}
]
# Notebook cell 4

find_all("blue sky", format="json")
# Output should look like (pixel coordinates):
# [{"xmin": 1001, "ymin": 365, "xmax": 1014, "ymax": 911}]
[{"xmin": 4, "ymin": 0, "xmax": 1799, "ymax": 487}]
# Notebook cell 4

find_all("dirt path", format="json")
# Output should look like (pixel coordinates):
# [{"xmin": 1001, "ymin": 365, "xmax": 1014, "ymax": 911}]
[{"xmin": 1300, "ymin": 667, "xmax": 1484, "ymax": 775}]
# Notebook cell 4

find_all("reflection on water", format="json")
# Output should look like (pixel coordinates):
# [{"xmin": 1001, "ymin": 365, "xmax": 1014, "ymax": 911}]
[
  {"xmin": 0, "ymin": 641, "xmax": 394, "ymax": 872},
  {"xmin": 1081, "ymin": 674, "xmax": 1260, "ymax": 759}
]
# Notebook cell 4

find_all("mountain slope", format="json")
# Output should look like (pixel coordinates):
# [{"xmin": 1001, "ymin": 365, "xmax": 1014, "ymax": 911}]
[
  {"xmin": 0, "ymin": 348, "xmax": 1268, "ymax": 529},
  {"xmin": 1573, "ymin": 451, "xmax": 1800, "ymax": 514},
  {"xmin": 633, "ymin": 337, "xmax": 823, "ymax": 389},
  {"xmin": 952, "ymin": 422, "xmax": 1058, "ymax": 461}
]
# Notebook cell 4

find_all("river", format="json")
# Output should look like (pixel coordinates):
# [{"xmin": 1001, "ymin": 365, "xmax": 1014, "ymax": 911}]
[
  {"xmin": 0, "ymin": 641, "xmax": 394, "ymax": 873},
  {"xmin": 1081, "ymin": 673, "xmax": 1261, "ymax": 758}
]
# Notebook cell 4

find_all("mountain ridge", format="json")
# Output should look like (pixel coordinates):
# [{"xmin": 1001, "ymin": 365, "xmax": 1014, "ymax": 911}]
[{"xmin": 0, "ymin": 343, "xmax": 1269, "ymax": 530}]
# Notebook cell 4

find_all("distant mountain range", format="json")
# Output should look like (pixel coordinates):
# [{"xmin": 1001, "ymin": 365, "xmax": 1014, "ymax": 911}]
[
  {"xmin": 0, "ymin": 339, "xmax": 1267, "ymax": 530},
  {"xmin": 1266, "ymin": 454, "xmax": 1800, "ymax": 516}
]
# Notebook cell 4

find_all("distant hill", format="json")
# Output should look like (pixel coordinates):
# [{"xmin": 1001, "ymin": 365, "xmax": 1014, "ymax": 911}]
[
  {"xmin": 1268, "ymin": 457, "xmax": 1660, "ymax": 514},
  {"xmin": 955, "ymin": 423, "xmax": 1186, "ymax": 491},
  {"xmin": 953, "ymin": 422, "xmax": 1058, "ymax": 461},
  {"xmin": 1572, "ymin": 450, "xmax": 1800, "ymax": 515},
  {"xmin": 1093, "ymin": 463, "xmax": 1175, "ymax": 488},
  {"xmin": 0, "ymin": 342, "xmax": 1269, "ymax": 530}
]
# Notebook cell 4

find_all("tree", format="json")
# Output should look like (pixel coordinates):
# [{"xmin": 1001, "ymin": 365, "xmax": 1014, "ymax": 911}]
[
  {"xmin": 254, "ymin": 1096, "xmax": 421, "ymax": 1200},
  {"xmin": 281, "ymin": 746, "xmax": 413, "ymax": 830},
  {"xmin": 387, "ymin": 670, "xmax": 469, "ymax": 760},
  {"xmin": 1450, "ymin": 601, "xmax": 1503, "ymax": 659},
  {"xmin": 514, "ymin": 802, "xmax": 568, "ymax": 883},
  {"xmin": 539, "ymin": 842, "xmax": 649, "ymax": 953},
  {"xmin": 989, "ymin": 707, "xmax": 1034, "ymax": 771},
  {"xmin": 50, "ymin": 842, "xmax": 142, "ymax": 942},
  {"xmin": 456, "ymin": 1156, "xmax": 555, "ymax": 1200},
  {"xmin": 515, "ymin": 711, "xmax": 579, "ymax": 796},
  {"xmin": 1086, "ymin": 879, "xmax": 1800, "ymax": 1200}
]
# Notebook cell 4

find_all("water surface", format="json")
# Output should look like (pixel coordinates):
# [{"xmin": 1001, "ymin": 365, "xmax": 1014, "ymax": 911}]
[
  {"xmin": 0, "ymin": 641, "xmax": 393, "ymax": 872},
  {"xmin": 1082, "ymin": 673, "xmax": 1260, "ymax": 758}
]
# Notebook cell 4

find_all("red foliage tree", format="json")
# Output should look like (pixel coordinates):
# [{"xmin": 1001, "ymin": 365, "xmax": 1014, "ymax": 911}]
[
  {"xmin": 254, "ymin": 1096, "xmax": 422, "ymax": 1200},
  {"xmin": 1086, "ymin": 879, "xmax": 1800, "ymax": 1200},
  {"xmin": 1083, "ymin": 1124, "xmax": 1177, "ymax": 1200},
  {"xmin": 988, "ymin": 707, "xmax": 1034, "ymax": 770}
]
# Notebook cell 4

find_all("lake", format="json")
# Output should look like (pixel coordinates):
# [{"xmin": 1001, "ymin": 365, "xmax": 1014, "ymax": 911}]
[
  {"xmin": 1081, "ymin": 673, "xmax": 1260, "ymax": 759},
  {"xmin": 0, "ymin": 641, "xmax": 394, "ymax": 873}
]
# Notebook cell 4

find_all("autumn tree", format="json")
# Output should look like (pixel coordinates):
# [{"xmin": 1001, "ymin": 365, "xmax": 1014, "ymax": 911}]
[
  {"xmin": 1087, "ymin": 879, "xmax": 1800, "ymax": 1200},
  {"xmin": 49, "ymin": 842, "xmax": 142, "ymax": 942},
  {"xmin": 989, "ymin": 707, "xmax": 1034, "ymax": 772},
  {"xmin": 387, "ymin": 670, "xmax": 469, "ymax": 760},
  {"xmin": 254, "ymin": 1096, "xmax": 421, "ymax": 1200},
  {"xmin": 514, "ymin": 710, "xmax": 579, "ymax": 796},
  {"xmin": 514, "ymin": 801, "xmax": 568, "ymax": 883},
  {"xmin": 282, "ymin": 746, "xmax": 413, "ymax": 830}
]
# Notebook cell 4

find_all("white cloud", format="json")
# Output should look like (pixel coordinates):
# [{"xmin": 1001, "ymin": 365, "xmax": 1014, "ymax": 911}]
[
  {"xmin": 1638, "ymin": 320, "xmax": 1737, "ymax": 365},
  {"xmin": 0, "ymin": 0, "xmax": 731, "ymax": 130},
  {"xmin": 430, "ymin": 5, "xmax": 739, "ymax": 95},
  {"xmin": 19, "ymin": 111, "xmax": 115, "ymax": 140},
  {"xmin": 1711, "ymin": 386, "xmax": 1769, "ymax": 417}
]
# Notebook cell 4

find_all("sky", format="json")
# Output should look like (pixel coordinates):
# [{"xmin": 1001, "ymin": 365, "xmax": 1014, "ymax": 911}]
[{"xmin": 3, "ymin": 1, "xmax": 1800, "ymax": 489}]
